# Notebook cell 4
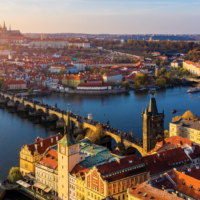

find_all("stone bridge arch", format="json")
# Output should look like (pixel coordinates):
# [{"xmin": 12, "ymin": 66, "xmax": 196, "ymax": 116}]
[
  {"xmin": 49, "ymin": 113, "xmax": 59, "ymax": 120},
  {"xmin": 36, "ymin": 109, "xmax": 45, "ymax": 115},
  {"xmin": 14, "ymin": 100, "xmax": 21, "ymax": 106},
  {"xmin": 5, "ymin": 96, "xmax": 11, "ymax": 102}
]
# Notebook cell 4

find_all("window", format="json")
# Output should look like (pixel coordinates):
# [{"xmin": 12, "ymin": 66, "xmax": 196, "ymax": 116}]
[
  {"xmin": 88, "ymin": 192, "xmax": 90, "ymax": 196},
  {"xmin": 118, "ymin": 196, "xmax": 120, "ymax": 200}
]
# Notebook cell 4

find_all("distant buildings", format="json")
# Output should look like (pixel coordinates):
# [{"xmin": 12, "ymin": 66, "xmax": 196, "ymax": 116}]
[
  {"xmin": 77, "ymin": 80, "xmax": 112, "ymax": 90},
  {"xmin": 5, "ymin": 79, "xmax": 27, "ymax": 90},
  {"xmin": 30, "ymin": 39, "xmax": 69, "ymax": 49},
  {"xmin": 151, "ymin": 52, "xmax": 161, "ymax": 57},
  {"xmin": 69, "ymin": 41, "xmax": 90, "ymax": 49},
  {"xmin": 171, "ymin": 60, "xmax": 179, "ymax": 68}
]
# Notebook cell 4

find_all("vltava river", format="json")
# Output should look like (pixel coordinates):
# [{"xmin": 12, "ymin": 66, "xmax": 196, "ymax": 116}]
[{"xmin": 0, "ymin": 86, "xmax": 200, "ymax": 180}]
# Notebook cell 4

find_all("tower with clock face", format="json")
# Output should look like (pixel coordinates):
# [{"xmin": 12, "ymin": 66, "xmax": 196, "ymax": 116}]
[{"xmin": 57, "ymin": 114, "xmax": 81, "ymax": 200}]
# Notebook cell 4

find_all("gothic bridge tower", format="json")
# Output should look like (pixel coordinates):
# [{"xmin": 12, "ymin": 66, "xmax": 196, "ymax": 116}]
[{"xmin": 142, "ymin": 96, "xmax": 164, "ymax": 153}]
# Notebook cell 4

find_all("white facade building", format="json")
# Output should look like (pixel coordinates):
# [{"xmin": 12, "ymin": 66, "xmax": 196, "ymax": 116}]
[
  {"xmin": 103, "ymin": 72, "xmax": 122, "ymax": 83},
  {"xmin": 71, "ymin": 61, "xmax": 85, "ymax": 71}
]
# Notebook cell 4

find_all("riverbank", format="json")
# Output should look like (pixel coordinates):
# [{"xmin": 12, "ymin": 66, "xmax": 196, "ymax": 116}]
[{"xmin": 64, "ymin": 88, "xmax": 127, "ymax": 94}]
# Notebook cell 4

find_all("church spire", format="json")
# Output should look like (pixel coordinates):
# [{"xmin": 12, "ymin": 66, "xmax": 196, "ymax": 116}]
[{"xmin": 58, "ymin": 112, "xmax": 77, "ymax": 147}]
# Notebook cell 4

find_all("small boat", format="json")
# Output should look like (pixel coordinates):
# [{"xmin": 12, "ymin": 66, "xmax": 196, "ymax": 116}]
[
  {"xmin": 187, "ymin": 87, "xmax": 200, "ymax": 93},
  {"xmin": 172, "ymin": 109, "xmax": 177, "ymax": 114}
]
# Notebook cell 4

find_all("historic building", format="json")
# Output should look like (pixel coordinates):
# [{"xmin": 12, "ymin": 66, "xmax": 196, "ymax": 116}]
[
  {"xmin": 0, "ymin": 22, "xmax": 22, "ymax": 39},
  {"xmin": 142, "ymin": 96, "xmax": 164, "ymax": 153},
  {"xmin": 62, "ymin": 73, "xmax": 88, "ymax": 88},
  {"xmin": 30, "ymin": 39, "xmax": 69, "ymax": 49},
  {"xmin": 35, "ymin": 148, "xmax": 58, "ymax": 196},
  {"xmin": 169, "ymin": 116, "xmax": 200, "ymax": 146},
  {"xmin": 19, "ymin": 134, "xmax": 62, "ymax": 176}
]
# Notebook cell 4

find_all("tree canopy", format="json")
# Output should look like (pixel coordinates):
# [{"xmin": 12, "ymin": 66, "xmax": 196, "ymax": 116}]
[{"xmin": 7, "ymin": 167, "xmax": 23, "ymax": 183}]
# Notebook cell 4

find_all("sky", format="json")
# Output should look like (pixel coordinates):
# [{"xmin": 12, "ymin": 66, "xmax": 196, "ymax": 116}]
[{"xmin": 1, "ymin": 0, "xmax": 200, "ymax": 34}]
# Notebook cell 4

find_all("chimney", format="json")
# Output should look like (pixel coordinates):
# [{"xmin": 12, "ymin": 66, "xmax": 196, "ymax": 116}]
[{"xmin": 40, "ymin": 141, "xmax": 43, "ymax": 147}]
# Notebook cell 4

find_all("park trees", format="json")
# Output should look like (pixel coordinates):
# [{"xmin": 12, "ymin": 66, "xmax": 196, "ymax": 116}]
[
  {"xmin": 7, "ymin": 167, "xmax": 22, "ymax": 183},
  {"xmin": 134, "ymin": 73, "xmax": 150, "ymax": 85},
  {"xmin": 122, "ymin": 81, "xmax": 130, "ymax": 89},
  {"xmin": 160, "ymin": 67, "xmax": 167, "ymax": 74},
  {"xmin": 155, "ymin": 77, "xmax": 166, "ymax": 87},
  {"xmin": 108, "ymin": 78, "xmax": 115, "ymax": 85},
  {"xmin": 91, "ymin": 66, "xmax": 100, "ymax": 74}
]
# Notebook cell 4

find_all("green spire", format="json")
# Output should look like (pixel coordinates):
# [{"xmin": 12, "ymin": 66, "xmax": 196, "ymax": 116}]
[{"xmin": 58, "ymin": 112, "xmax": 77, "ymax": 147}]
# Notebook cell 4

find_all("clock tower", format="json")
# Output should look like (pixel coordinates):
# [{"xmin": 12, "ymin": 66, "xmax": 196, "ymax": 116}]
[{"xmin": 57, "ymin": 113, "xmax": 81, "ymax": 200}]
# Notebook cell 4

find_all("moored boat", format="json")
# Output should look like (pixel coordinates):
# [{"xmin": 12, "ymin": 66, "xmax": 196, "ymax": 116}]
[{"xmin": 187, "ymin": 87, "xmax": 200, "ymax": 93}]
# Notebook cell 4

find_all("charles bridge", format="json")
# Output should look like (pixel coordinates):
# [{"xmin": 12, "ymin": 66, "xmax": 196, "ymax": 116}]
[{"xmin": 0, "ymin": 91, "xmax": 147, "ymax": 156}]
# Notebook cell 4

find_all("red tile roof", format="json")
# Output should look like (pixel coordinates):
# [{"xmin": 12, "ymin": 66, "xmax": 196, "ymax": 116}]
[
  {"xmin": 128, "ymin": 181, "xmax": 182, "ymax": 200},
  {"xmin": 27, "ymin": 134, "xmax": 62, "ymax": 155},
  {"xmin": 5, "ymin": 79, "xmax": 26, "ymax": 85},
  {"xmin": 174, "ymin": 170, "xmax": 200, "ymax": 199},
  {"xmin": 142, "ymin": 147, "xmax": 190, "ymax": 175},
  {"xmin": 38, "ymin": 149, "xmax": 58, "ymax": 170}
]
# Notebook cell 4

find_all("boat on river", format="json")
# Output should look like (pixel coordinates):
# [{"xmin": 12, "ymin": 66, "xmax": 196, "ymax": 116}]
[
  {"xmin": 187, "ymin": 87, "xmax": 200, "ymax": 93},
  {"xmin": 172, "ymin": 109, "xmax": 177, "ymax": 114}
]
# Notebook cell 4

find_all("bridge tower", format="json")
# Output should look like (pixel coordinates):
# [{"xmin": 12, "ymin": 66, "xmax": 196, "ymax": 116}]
[{"xmin": 142, "ymin": 96, "xmax": 164, "ymax": 153}]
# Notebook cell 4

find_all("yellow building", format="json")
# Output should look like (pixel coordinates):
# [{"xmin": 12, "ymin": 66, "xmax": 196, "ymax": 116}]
[
  {"xmin": 62, "ymin": 73, "xmax": 87, "ymax": 88},
  {"xmin": 19, "ymin": 134, "xmax": 61, "ymax": 176}
]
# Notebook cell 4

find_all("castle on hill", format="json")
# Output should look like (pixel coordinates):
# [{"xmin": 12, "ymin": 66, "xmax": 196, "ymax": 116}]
[{"xmin": 0, "ymin": 21, "xmax": 22, "ymax": 39}]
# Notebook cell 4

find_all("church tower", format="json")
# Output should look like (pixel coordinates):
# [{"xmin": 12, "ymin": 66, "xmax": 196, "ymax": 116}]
[
  {"xmin": 142, "ymin": 96, "xmax": 164, "ymax": 153},
  {"xmin": 57, "ymin": 113, "xmax": 81, "ymax": 200}
]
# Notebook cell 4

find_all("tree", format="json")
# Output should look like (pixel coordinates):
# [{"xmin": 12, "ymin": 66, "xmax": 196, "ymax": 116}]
[
  {"xmin": 160, "ymin": 67, "xmax": 167, "ymax": 74},
  {"xmin": 7, "ymin": 167, "xmax": 23, "ymax": 183},
  {"xmin": 144, "ymin": 81, "xmax": 148, "ymax": 88},
  {"xmin": 134, "ymin": 73, "xmax": 150, "ymax": 85},
  {"xmin": 155, "ymin": 77, "xmax": 166, "ymax": 87},
  {"xmin": 164, "ymin": 130, "xmax": 169, "ymax": 138},
  {"xmin": 134, "ymin": 81, "xmax": 141, "ymax": 89},
  {"xmin": 60, "ymin": 68, "xmax": 66, "ymax": 75},
  {"xmin": 117, "ymin": 81, "xmax": 122, "ymax": 86},
  {"xmin": 76, "ymin": 134, "xmax": 85, "ymax": 140},
  {"xmin": 122, "ymin": 81, "xmax": 130, "ymax": 89},
  {"xmin": 167, "ymin": 72, "xmax": 172, "ymax": 79},
  {"xmin": 28, "ymin": 88, "xmax": 34, "ymax": 94},
  {"xmin": 155, "ymin": 68, "xmax": 158, "ymax": 78},
  {"xmin": 91, "ymin": 66, "xmax": 100, "ymax": 74},
  {"xmin": 108, "ymin": 78, "xmax": 115, "ymax": 85}
]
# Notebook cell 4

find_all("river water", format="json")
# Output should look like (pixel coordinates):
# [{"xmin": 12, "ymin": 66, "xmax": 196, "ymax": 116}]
[{"xmin": 0, "ymin": 86, "xmax": 200, "ymax": 180}]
